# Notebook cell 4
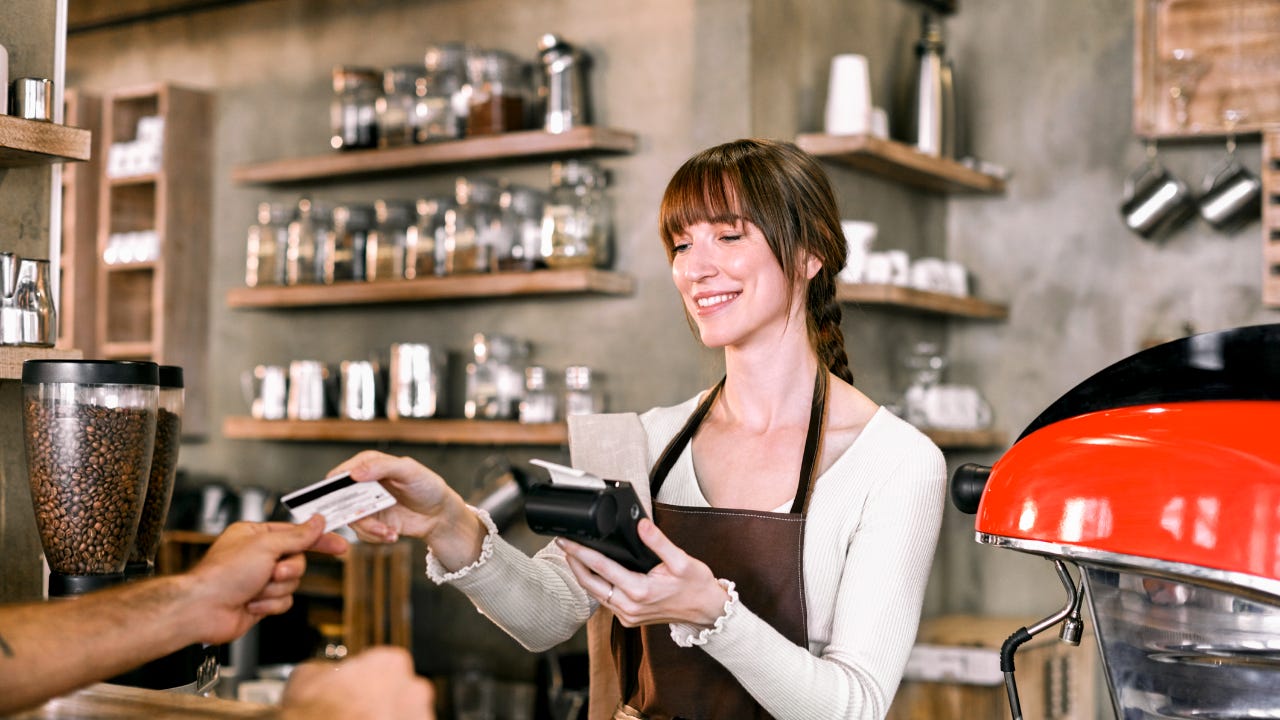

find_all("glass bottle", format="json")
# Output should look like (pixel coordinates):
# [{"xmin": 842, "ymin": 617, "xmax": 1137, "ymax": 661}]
[
  {"xmin": 377, "ymin": 64, "xmax": 425, "ymax": 148},
  {"xmin": 423, "ymin": 42, "xmax": 471, "ymax": 138},
  {"xmin": 465, "ymin": 333, "xmax": 527, "ymax": 420},
  {"xmin": 330, "ymin": 66, "xmax": 381, "ymax": 151},
  {"xmin": 442, "ymin": 177, "xmax": 501, "ymax": 275},
  {"xmin": 541, "ymin": 159, "xmax": 611, "ymax": 269},
  {"xmin": 365, "ymin": 199, "xmax": 414, "ymax": 282},
  {"xmin": 286, "ymin": 198, "xmax": 334, "ymax": 285},
  {"xmin": 404, "ymin": 196, "xmax": 453, "ymax": 279},
  {"xmin": 564, "ymin": 365, "xmax": 602, "ymax": 416},
  {"xmin": 326, "ymin": 203, "xmax": 374, "ymax": 283},
  {"xmin": 245, "ymin": 201, "xmax": 294, "ymax": 287},
  {"xmin": 466, "ymin": 49, "xmax": 528, "ymax": 137},
  {"xmin": 495, "ymin": 184, "xmax": 546, "ymax": 272},
  {"xmin": 519, "ymin": 365, "xmax": 557, "ymax": 424}
]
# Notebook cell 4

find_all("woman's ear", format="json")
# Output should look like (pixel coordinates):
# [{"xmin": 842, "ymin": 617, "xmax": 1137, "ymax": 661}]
[{"xmin": 804, "ymin": 252, "xmax": 823, "ymax": 280}]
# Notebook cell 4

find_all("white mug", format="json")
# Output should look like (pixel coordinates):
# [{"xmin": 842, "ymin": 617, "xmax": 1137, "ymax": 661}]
[
  {"xmin": 824, "ymin": 54, "xmax": 872, "ymax": 136},
  {"xmin": 839, "ymin": 220, "xmax": 878, "ymax": 283}
]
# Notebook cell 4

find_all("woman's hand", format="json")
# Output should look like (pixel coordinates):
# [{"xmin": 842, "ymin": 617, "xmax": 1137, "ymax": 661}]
[
  {"xmin": 335, "ymin": 451, "xmax": 488, "ymax": 571},
  {"xmin": 557, "ymin": 519, "xmax": 729, "ymax": 628}
]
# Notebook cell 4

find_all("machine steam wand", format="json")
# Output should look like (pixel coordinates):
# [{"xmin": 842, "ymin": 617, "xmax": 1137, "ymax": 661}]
[{"xmin": 999, "ymin": 559, "xmax": 1084, "ymax": 720}]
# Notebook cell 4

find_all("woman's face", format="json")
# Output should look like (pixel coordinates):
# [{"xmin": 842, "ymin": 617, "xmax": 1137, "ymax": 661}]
[{"xmin": 670, "ymin": 220, "xmax": 811, "ymax": 350}]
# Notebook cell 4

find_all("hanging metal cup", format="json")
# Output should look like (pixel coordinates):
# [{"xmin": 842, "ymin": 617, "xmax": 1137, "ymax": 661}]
[
  {"xmin": 1120, "ymin": 151, "xmax": 1195, "ymax": 240},
  {"xmin": 1198, "ymin": 153, "xmax": 1261, "ymax": 233}
]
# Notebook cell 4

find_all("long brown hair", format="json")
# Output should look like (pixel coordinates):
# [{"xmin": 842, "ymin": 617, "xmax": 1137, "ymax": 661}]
[{"xmin": 658, "ymin": 138, "xmax": 853, "ymax": 384}]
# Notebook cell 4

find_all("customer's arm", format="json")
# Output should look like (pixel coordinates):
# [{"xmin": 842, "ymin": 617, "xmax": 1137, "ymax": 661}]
[{"xmin": 0, "ymin": 517, "xmax": 346, "ymax": 714}]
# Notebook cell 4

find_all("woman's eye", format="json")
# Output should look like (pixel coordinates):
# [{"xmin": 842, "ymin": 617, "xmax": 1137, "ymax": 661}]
[
  {"xmin": 719, "ymin": 234, "xmax": 742, "ymax": 243},
  {"xmin": 672, "ymin": 242, "xmax": 691, "ymax": 254}
]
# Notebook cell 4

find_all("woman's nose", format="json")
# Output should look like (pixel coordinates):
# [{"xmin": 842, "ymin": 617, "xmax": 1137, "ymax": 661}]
[{"xmin": 678, "ymin": 243, "xmax": 716, "ymax": 282}]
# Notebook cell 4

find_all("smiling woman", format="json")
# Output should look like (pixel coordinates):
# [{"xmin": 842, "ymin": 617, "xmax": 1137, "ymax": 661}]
[{"xmin": 332, "ymin": 138, "xmax": 947, "ymax": 720}]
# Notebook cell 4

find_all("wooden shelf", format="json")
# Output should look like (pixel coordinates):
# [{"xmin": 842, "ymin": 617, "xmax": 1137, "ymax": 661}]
[
  {"xmin": 838, "ymin": 283, "xmax": 1008, "ymax": 320},
  {"xmin": 0, "ymin": 115, "xmax": 92, "ymax": 167},
  {"xmin": 795, "ymin": 133, "xmax": 1005, "ymax": 194},
  {"xmin": 103, "ymin": 260, "xmax": 157, "ymax": 272},
  {"xmin": 99, "ymin": 340, "xmax": 154, "ymax": 359},
  {"xmin": 231, "ymin": 126, "xmax": 639, "ymax": 185},
  {"xmin": 227, "ymin": 268, "xmax": 635, "ymax": 309},
  {"xmin": 107, "ymin": 173, "xmax": 158, "ymax": 186},
  {"xmin": 922, "ymin": 428, "xmax": 1006, "ymax": 450},
  {"xmin": 223, "ymin": 416, "xmax": 567, "ymax": 446},
  {"xmin": 0, "ymin": 346, "xmax": 84, "ymax": 379}
]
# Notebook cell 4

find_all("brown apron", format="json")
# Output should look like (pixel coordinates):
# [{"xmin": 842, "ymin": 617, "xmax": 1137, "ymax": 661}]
[{"xmin": 611, "ymin": 370, "xmax": 828, "ymax": 720}]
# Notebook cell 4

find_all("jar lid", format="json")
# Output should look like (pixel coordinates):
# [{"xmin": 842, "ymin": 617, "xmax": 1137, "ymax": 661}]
[
  {"xmin": 23, "ymin": 359, "xmax": 159, "ymax": 386},
  {"xmin": 158, "ymin": 365, "xmax": 184, "ymax": 389}
]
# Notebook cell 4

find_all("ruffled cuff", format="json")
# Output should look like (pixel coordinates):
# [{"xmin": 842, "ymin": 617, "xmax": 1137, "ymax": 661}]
[
  {"xmin": 424, "ymin": 505, "xmax": 498, "ymax": 585},
  {"xmin": 669, "ymin": 578, "xmax": 739, "ymax": 648}
]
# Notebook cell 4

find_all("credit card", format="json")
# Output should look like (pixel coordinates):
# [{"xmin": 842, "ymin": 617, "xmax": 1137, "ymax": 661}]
[{"xmin": 280, "ymin": 472, "xmax": 397, "ymax": 533}]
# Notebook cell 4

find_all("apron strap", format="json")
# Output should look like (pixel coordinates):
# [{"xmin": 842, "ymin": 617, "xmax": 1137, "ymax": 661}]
[{"xmin": 649, "ymin": 369, "xmax": 829, "ymax": 515}]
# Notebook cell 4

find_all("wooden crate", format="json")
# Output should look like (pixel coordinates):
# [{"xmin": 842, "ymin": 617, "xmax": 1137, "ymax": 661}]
[
  {"xmin": 887, "ymin": 615, "xmax": 1097, "ymax": 720},
  {"xmin": 1134, "ymin": 0, "xmax": 1280, "ymax": 139}
]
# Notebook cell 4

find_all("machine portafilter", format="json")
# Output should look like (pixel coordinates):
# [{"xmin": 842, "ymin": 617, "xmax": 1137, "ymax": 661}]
[{"xmin": 951, "ymin": 323, "xmax": 1280, "ymax": 720}]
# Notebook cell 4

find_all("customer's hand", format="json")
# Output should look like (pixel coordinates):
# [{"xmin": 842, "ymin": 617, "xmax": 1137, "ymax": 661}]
[
  {"xmin": 184, "ymin": 517, "xmax": 348, "ymax": 645},
  {"xmin": 280, "ymin": 647, "xmax": 435, "ymax": 720}
]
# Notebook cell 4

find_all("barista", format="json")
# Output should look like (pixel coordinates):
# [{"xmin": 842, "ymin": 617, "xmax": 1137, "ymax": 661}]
[
  {"xmin": 0, "ymin": 516, "xmax": 434, "ymax": 719},
  {"xmin": 334, "ymin": 139, "xmax": 946, "ymax": 719}
]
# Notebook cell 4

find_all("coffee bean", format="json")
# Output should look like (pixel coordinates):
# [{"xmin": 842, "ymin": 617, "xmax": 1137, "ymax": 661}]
[
  {"xmin": 24, "ymin": 400, "xmax": 156, "ymax": 575},
  {"xmin": 130, "ymin": 407, "xmax": 182, "ymax": 565}
]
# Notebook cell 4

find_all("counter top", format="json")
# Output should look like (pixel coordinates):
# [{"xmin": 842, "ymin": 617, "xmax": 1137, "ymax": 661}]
[{"xmin": 8, "ymin": 683, "xmax": 273, "ymax": 719}]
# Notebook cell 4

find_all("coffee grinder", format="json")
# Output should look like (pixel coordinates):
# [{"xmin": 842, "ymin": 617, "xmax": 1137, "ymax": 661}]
[{"xmin": 22, "ymin": 360, "xmax": 214, "ymax": 692}]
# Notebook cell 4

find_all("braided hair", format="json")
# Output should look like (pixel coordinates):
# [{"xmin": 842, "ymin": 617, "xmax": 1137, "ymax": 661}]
[{"xmin": 658, "ymin": 138, "xmax": 854, "ymax": 384}]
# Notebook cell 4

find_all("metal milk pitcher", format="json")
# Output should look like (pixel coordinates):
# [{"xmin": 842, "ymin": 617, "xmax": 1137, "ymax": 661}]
[{"xmin": 4, "ymin": 257, "xmax": 56, "ymax": 347}]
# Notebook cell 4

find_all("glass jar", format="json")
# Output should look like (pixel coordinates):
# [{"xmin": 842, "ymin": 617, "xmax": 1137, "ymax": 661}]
[
  {"xmin": 21, "ymin": 360, "xmax": 159, "ymax": 595},
  {"xmin": 564, "ymin": 365, "xmax": 603, "ymax": 416},
  {"xmin": 518, "ymin": 365, "xmax": 557, "ymax": 424},
  {"xmin": 496, "ymin": 184, "xmax": 546, "ymax": 272},
  {"xmin": 465, "ymin": 333, "xmax": 527, "ymax": 420},
  {"xmin": 377, "ymin": 64, "xmax": 425, "ymax": 148},
  {"xmin": 365, "ymin": 199, "xmax": 415, "ymax": 282},
  {"xmin": 899, "ymin": 341, "xmax": 947, "ymax": 428},
  {"xmin": 442, "ymin": 177, "xmax": 502, "ymax": 275},
  {"xmin": 424, "ymin": 42, "xmax": 471, "ymax": 138},
  {"xmin": 541, "ymin": 160, "xmax": 611, "ymax": 269},
  {"xmin": 128, "ymin": 365, "xmax": 184, "ymax": 577},
  {"xmin": 245, "ymin": 202, "xmax": 294, "ymax": 288},
  {"xmin": 330, "ymin": 66, "xmax": 380, "ymax": 151},
  {"xmin": 286, "ymin": 198, "xmax": 334, "ymax": 285},
  {"xmin": 466, "ymin": 49, "xmax": 528, "ymax": 136},
  {"xmin": 326, "ymin": 204, "xmax": 375, "ymax": 283},
  {"xmin": 404, "ymin": 196, "xmax": 452, "ymax": 279}
]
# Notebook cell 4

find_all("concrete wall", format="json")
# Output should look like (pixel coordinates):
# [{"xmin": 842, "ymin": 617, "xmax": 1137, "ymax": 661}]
[
  {"xmin": 0, "ymin": 1, "xmax": 60, "ymax": 602},
  {"xmin": 40, "ymin": 0, "xmax": 1278, "ymax": 706}
]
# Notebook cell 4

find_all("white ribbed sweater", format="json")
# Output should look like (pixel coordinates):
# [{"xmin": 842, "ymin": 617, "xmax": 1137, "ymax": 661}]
[{"xmin": 431, "ymin": 399, "xmax": 946, "ymax": 720}]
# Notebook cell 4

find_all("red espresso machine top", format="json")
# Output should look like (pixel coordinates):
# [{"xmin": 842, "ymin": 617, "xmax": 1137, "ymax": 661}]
[{"xmin": 952, "ymin": 323, "xmax": 1280, "ymax": 720}]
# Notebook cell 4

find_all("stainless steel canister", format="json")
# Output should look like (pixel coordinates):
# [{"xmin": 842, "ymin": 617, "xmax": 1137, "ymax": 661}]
[
  {"xmin": 339, "ymin": 360, "xmax": 384, "ymax": 421},
  {"xmin": 11, "ymin": 77, "xmax": 53, "ymax": 122},
  {"xmin": 16, "ymin": 258, "xmax": 56, "ymax": 346},
  {"xmin": 387, "ymin": 343, "xmax": 445, "ymax": 419},
  {"xmin": 287, "ymin": 360, "xmax": 330, "ymax": 420},
  {"xmin": 538, "ymin": 35, "xmax": 590, "ymax": 133}
]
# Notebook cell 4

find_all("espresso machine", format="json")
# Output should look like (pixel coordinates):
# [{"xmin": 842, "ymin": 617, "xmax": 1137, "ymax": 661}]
[
  {"xmin": 22, "ymin": 359, "xmax": 214, "ymax": 692},
  {"xmin": 950, "ymin": 324, "xmax": 1280, "ymax": 719}
]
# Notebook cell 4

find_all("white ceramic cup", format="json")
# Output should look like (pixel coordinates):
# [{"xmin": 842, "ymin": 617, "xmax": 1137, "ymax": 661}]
[
  {"xmin": 839, "ymin": 220, "xmax": 878, "ymax": 282},
  {"xmin": 824, "ymin": 54, "xmax": 872, "ymax": 136},
  {"xmin": 919, "ymin": 385, "xmax": 992, "ymax": 430},
  {"xmin": 870, "ymin": 106, "xmax": 889, "ymax": 139}
]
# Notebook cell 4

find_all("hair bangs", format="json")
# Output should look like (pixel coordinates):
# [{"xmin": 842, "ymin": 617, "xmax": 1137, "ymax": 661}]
[{"xmin": 659, "ymin": 158, "xmax": 751, "ymax": 258}]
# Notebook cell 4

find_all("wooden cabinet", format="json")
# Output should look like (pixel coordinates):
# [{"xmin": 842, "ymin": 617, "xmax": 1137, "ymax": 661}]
[
  {"xmin": 95, "ymin": 83, "xmax": 212, "ymax": 433},
  {"xmin": 798, "ymin": 132, "xmax": 1009, "ymax": 450},
  {"xmin": 57, "ymin": 89, "xmax": 102, "ymax": 353},
  {"xmin": 225, "ymin": 127, "xmax": 638, "ymax": 448},
  {"xmin": 158, "ymin": 530, "xmax": 412, "ymax": 657}
]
